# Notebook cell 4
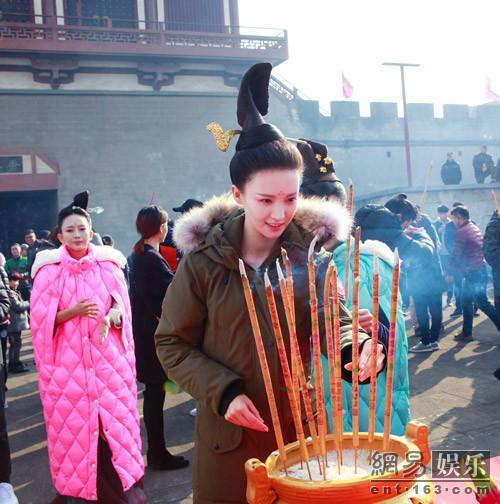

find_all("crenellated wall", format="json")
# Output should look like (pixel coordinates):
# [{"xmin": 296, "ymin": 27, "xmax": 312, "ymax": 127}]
[{"xmin": 268, "ymin": 97, "xmax": 500, "ymax": 196}]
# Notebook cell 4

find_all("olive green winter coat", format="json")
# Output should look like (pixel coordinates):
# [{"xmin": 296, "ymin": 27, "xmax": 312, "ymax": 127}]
[{"xmin": 155, "ymin": 195, "xmax": 371, "ymax": 504}]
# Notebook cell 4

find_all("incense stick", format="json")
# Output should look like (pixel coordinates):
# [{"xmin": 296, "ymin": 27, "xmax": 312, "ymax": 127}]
[
  {"xmin": 492, "ymin": 189, "xmax": 500, "ymax": 214},
  {"xmin": 383, "ymin": 250, "xmax": 400, "ymax": 451},
  {"xmin": 239, "ymin": 260, "xmax": 288, "ymax": 473},
  {"xmin": 344, "ymin": 179, "xmax": 354, "ymax": 299},
  {"xmin": 330, "ymin": 262, "xmax": 344, "ymax": 467},
  {"xmin": 351, "ymin": 276, "xmax": 360, "ymax": 474},
  {"xmin": 324, "ymin": 263, "xmax": 342, "ymax": 474},
  {"xmin": 368, "ymin": 257, "xmax": 379, "ymax": 462},
  {"xmin": 308, "ymin": 236, "xmax": 328, "ymax": 476}
]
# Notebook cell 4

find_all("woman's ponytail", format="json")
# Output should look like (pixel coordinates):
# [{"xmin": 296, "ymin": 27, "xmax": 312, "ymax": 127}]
[
  {"xmin": 133, "ymin": 237, "xmax": 145, "ymax": 256},
  {"xmin": 133, "ymin": 206, "xmax": 168, "ymax": 255}
]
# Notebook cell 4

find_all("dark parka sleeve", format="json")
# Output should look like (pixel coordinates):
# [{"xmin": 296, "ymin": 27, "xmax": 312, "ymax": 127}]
[
  {"xmin": 0, "ymin": 272, "xmax": 10, "ymax": 324},
  {"xmin": 484, "ymin": 212, "xmax": 500, "ymax": 270},
  {"xmin": 155, "ymin": 254, "xmax": 242, "ymax": 416}
]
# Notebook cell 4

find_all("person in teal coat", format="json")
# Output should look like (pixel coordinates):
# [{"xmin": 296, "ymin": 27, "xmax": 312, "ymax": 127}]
[{"xmin": 298, "ymin": 139, "xmax": 410, "ymax": 436}]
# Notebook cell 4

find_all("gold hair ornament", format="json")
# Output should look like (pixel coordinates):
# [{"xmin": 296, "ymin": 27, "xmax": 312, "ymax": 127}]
[
  {"xmin": 314, "ymin": 153, "xmax": 334, "ymax": 173},
  {"xmin": 206, "ymin": 122, "xmax": 307, "ymax": 152},
  {"xmin": 206, "ymin": 122, "xmax": 242, "ymax": 152}
]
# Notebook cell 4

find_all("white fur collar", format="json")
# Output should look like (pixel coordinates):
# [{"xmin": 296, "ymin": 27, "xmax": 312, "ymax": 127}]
[
  {"xmin": 31, "ymin": 245, "xmax": 127, "ymax": 278},
  {"xmin": 173, "ymin": 193, "xmax": 352, "ymax": 254},
  {"xmin": 359, "ymin": 240, "xmax": 396, "ymax": 266}
]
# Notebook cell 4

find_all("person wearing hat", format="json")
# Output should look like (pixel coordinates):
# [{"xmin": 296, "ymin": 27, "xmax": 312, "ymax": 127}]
[
  {"xmin": 158, "ymin": 199, "xmax": 203, "ymax": 272},
  {"xmin": 155, "ymin": 62, "xmax": 386, "ymax": 503},
  {"xmin": 172, "ymin": 199, "xmax": 204, "ymax": 214},
  {"xmin": 30, "ymin": 195, "xmax": 145, "ymax": 503}
]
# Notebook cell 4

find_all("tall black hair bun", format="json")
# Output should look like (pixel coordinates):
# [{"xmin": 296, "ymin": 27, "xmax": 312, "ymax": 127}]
[
  {"xmin": 73, "ymin": 191, "xmax": 90, "ymax": 210},
  {"xmin": 297, "ymin": 141, "xmax": 316, "ymax": 170},
  {"xmin": 236, "ymin": 62, "xmax": 272, "ymax": 129},
  {"xmin": 396, "ymin": 193, "xmax": 408, "ymax": 200}
]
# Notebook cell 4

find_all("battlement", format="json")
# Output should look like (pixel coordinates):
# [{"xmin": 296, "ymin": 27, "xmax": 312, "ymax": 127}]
[{"xmin": 290, "ymin": 98, "xmax": 500, "ymax": 143}]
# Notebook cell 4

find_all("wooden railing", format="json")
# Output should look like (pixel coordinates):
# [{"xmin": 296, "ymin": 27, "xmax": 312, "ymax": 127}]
[{"xmin": 0, "ymin": 15, "xmax": 288, "ymax": 61}]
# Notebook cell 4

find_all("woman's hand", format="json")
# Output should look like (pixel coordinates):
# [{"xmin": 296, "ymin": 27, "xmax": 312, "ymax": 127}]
[
  {"xmin": 72, "ymin": 299, "xmax": 99, "ymax": 319},
  {"xmin": 359, "ymin": 308, "xmax": 373, "ymax": 334},
  {"xmin": 224, "ymin": 394, "xmax": 268, "ymax": 432},
  {"xmin": 344, "ymin": 340, "xmax": 385, "ymax": 381},
  {"xmin": 99, "ymin": 316, "xmax": 111, "ymax": 344}
]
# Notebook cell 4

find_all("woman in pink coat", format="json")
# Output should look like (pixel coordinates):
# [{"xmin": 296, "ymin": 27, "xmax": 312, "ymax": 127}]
[{"xmin": 30, "ymin": 199, "xmax": 145, "ymax": 503}]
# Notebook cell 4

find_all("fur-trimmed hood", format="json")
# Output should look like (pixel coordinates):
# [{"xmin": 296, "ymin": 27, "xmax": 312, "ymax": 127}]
[
  {"xmin": 31, "ymin": 243, "xmax": 127, "ymax": 278},
  {"xmin": 173, "ymin": 193, "xmax": 352, "ymax": 255}
]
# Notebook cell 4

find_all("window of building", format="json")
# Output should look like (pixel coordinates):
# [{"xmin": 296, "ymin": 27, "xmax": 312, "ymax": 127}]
[
  {"xmin": 64, "ymin": 0, "xmax": 136, "ymax": 29},
  {"xmin": 165, "ymin": 0, "xmax": 224, "ymax": 33},
  {"xmin": 0, "ymin": 0, "xmax": 33, "ymax": 23}
]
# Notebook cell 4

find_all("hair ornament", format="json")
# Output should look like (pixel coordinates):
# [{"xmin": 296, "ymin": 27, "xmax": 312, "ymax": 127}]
[{"xmin": 206, "ymin": 122, "xmax": 242, "ymax": 152}]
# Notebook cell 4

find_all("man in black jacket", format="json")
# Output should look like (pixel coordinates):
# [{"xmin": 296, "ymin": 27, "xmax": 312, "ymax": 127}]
[
  {"xmin": 385, "ymin": 194, "xmax": 444, "ymax": 353},
  {"xmin": 484, "ymin": 210, "xmax": 500, "ymax": 312},
  {"xmin": 472, "ymin": 145, "xmax": 494, "ymax": 184},
  {"xmin": 441, "ymin": 152, "xmax": 462, "ymax": 185}
]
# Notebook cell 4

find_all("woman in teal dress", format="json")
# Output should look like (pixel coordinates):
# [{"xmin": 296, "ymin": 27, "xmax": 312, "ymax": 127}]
[{"xmin": 298, "ymin": 139, "xmax": 410, "ymax": 436}]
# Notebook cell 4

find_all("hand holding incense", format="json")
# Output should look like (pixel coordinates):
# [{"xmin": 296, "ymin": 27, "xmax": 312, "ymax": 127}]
[{"xmin": 239, "ymin": 259, "xmax": 288, "ymax": 471}]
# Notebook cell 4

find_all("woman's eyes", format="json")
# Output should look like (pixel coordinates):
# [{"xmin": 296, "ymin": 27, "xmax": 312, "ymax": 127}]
[{"xmin": 259, "ymin": 198, "xmax": 296, "ymax": 204}]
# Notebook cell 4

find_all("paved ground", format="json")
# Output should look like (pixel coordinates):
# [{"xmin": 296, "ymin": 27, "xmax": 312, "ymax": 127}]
[{"xmin": 6, "ymin": 302, "xmax": 500, "ymax": 503}]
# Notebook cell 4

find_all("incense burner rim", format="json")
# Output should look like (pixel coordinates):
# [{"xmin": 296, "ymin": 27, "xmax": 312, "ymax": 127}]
[{"xmin": 265, "ymin": 431, "xmax": 423, "ymax": 488}]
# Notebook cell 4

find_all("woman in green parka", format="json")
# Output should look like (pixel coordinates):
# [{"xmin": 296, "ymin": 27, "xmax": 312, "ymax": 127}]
[
  {"xmin": 298, "ymin": 139, "xmax": 410, "ymax": 436},
  {"xmin": 154, "ymin": 63, "xmax": 386, "ymax": 504}
]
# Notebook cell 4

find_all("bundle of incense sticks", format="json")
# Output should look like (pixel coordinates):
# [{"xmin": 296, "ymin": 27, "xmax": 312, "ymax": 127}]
[
  {"xmin": 238, "ymin": 259, "xmax": 288, "ymax": 473},
  {"xmin": 264, "ymin": 270, "xmax": 312, "ymax": 480},
  {"xmin": 238, "ymin": 237, "xmax": 402, "ymax": 477},
  {"xmin": 278, "ymin": 253, "xmax": 323, "ymax": 474}
]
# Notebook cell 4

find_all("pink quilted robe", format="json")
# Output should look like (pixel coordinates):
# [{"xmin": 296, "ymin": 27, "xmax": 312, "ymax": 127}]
[{"xmin": 30, "ymin": 244, "xmax": 144, "ymax": 501}]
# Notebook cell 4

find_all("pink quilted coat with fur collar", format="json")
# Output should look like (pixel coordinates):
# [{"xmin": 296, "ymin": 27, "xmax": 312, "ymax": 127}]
[{"xmin": 30, "ymin": 244, "xmax": 144, "ymax": 500}]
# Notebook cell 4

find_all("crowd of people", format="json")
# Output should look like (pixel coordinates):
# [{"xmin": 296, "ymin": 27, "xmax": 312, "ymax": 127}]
[
  {"xmin": 0, "ymin": 62, "xmax": 499, "ymax": 504},
  {"xmin": 440, "ymin": 145, "xmax": 500, "ymax": 185}
]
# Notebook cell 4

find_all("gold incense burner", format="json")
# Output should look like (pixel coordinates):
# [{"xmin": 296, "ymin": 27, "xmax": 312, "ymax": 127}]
[{"xmin": 246, "ymin": 421, "xmax": 434, "ymax": 504}]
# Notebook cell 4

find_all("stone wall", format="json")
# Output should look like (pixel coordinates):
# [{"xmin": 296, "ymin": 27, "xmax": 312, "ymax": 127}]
[
  {"xmin": 1, "ymin": 82, "xmax": 500, "ymax": 251},
  {"xmin": 355, "ymin": 183, "xmax": 500, "ymax": 232}
]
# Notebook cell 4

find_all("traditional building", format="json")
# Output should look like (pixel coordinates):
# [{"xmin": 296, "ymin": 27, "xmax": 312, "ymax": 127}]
[
  {"xmin": 1, "ymin": 1, "xmax": 499, "ymax": 252},
  {"xmin": 0, "ymin": 0, "xmax": 290, "ymax": 251}
]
